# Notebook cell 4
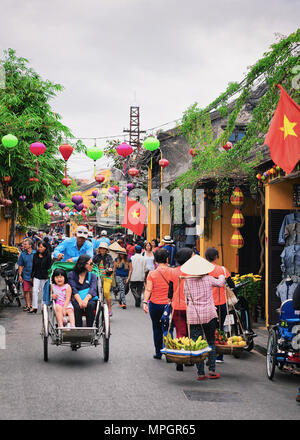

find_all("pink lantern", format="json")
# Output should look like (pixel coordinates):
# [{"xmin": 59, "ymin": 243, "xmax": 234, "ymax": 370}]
[
  {"xmin": 30, "ymin": 142, "xmax": 46, "ymax": 175},
  {"xmin": 116, "ymin": 142, "xmax": 133, "ymax": 158}
]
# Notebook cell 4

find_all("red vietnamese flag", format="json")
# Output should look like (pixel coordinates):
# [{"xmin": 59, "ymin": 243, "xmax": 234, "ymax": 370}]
[
  {"xmin": 121, "ymin": 197, "xmax": 147, "ymax": 236},
  {"xmin": 264, "ymin": 85, "xmax": 300, "ymax": 174}
]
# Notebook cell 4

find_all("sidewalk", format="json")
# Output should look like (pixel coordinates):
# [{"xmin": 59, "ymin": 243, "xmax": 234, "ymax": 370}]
[{"xmin": 252, "ymin": 319, "xmax": 268, "ymax": 356}]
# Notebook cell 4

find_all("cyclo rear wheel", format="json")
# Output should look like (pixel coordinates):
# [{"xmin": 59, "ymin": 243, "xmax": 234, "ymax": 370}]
[{"xmin": 266, "ymin": 328, "xmax": 277, "ymax": 380}]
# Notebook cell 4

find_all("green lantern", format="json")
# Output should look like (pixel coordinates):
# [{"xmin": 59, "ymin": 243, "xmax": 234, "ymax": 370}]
[
  {"xmin": 86, "ymin": 146, "xmax": 104, "ymax": 178},
  {"xmin": 143, "ymin": 136, "xmax": 160, "ymax": 152},
  {"xmin": 2, "ymin": 134, "xmax": 18, "ymax": 167}
]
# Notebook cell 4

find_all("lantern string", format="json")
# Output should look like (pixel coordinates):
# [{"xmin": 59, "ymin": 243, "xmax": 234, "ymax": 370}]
[{"xmin": 9, "ymin": 153, "xmax": 11, "ymax": 168}]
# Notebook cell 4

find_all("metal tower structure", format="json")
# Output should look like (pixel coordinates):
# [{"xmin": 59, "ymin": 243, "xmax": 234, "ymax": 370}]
[{"xmin": 123, "ymin": 106, "xmax": 146, "ymax": 153}]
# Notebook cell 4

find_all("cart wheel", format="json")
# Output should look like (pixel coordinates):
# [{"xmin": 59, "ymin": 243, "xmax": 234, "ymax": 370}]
[
  {"xmin": 266, "ymin": 328, "xmax": 277, "ymax": 380},
  {"xmin": 102, "ymin": 304, "xmax": 110, "ymax": 362},
  {"xmin": 244, "ymin": 340, "xmax": 254, "ymax": 352},
  {"xmin": 43, "ymin": 336, "xmax": 48, "ymax": 362}
]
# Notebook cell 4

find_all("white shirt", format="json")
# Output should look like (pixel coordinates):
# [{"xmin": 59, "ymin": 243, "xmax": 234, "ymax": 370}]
[{"xmin": 130, "ymin": 254, "xmax": 147, "ymax": 281}]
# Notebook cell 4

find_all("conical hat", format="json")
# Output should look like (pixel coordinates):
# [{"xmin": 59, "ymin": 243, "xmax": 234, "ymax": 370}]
[
  {"xmin": 180, "ymin": 254, "xmax": 214, "ymax": 276},
  {"xmin": 109, "ymin": 241, "xmax": 127, "ymax": 254}
]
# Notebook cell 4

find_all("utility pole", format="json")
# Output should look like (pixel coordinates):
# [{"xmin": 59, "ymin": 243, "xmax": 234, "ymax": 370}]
[{"xmin": 123, "ymin": 106, "xmax": 146, "ymax": 162}]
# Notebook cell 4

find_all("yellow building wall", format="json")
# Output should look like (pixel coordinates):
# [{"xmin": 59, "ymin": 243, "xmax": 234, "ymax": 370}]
[
  {"xmin": 264, "ymin": 178, "xmax": 300, "ymax": 326},
  {"xmin": 0, "ymin": 209, "xmax": 26, "ymax": 245},
  {"xmin": 200, "ymin": 198, "xmax": 260, "ymax": 274}
]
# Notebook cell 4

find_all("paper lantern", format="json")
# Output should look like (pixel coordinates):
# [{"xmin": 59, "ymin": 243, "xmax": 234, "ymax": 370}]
[
  {"xmin": 29, "ymin": 177, "xmax": 39, "ymax": 183},
  {"xmin": 3, "ymin": 199, "xmax": 12, "ymax": 207},
  {"xmin": 230, "ymin": 187, "xmax": 244, "ymax": 207},
  {"xmin": 92, "ymin": 190, "xmax": 98, "ymax": 198},
  {"xmin": 26, "ymin": 203, "xmax": 34, "ymax": 210},
  {"xmin": 122, "ymin": 190, "xmax": 129, "ymax": 196},
  {"xmin": 19, "ymin": 195, "xmax": 26, "ymax": 202},
  {"xmin": 59, "ymin": 143, "xmax": 73, "ymax": 178},
  {"xmin": 230, "ymin": 229, "xmax": 244, "ymax": 249},
  {"xmin": 107, "ymin": 194, "xmax": 114, "ymax": 200},
  {"xmin": 143, "ymin": 136, "xmax": 160, "ymax": 152},
  {"xmin": 48, "ymin": 202, "xmax": 53, "ymax": 208},
  {"xmin": 189, "ymin": 148, "xmax": 197, "ymax": 157},
  {"xmin": 58, "ymin": 203, "xmax": 66, "ymax": 209},
  {"xmin": 127, "ymin": 183, "xmax": 134, "ymax": 190},
  {"xmin": 128, "ymin": 167, "xmax": 139, "ymax": 177},
  {"xmin": 64, "ymin": 206, "xmax": 70, "ymax": 212},
  {"xmin": 72, "ymin": 195, "xmax": 83, "ymax": 205},
  {"xmin": 112, "ymin": 185, "xmax": 119, "ymax": 193},
  {"xmin": 3, "ymin": 176, "xmax": 12, "ymax": 183},
  {"xmin": 30, "ymin": 142, "xmax": 46, "ymax": 175},
  {"xmin": 44, "ymin": 203, "xmax": 51, "ymax": 209},
  {"xmin": 86, "ymin": 146, "xmax": 104, "ymax": 177},
  {"xmin": 223, "ymin": 141, "xmax": 232, "ymax": 152},
  {"xmin": 256, "ymin": 174, "xmax": 262, "ymax": 180},
  {"xmin": 231, "ymin": 209, "xmax": 245, "ymax": 228},
  {"xmin": 159, "ymin": 159, "xmax": 169, "ymax": 169},
  {"xmin": 109, "ymin": 187, "xmax": 116, "ymax": 194},
  {"xmin": 2, "ymin": 134, "xmax": 18, "ymax": 167},
  {"xmin": 95, "ymin": 174, "xmax": 105, "ymax": 184},
  {"xmin": 62, "ymin": 177, "xmax": 72, "ymax": 187},
  {"xmin": 74, "ymin": 203, "xmax": 83, "ymax": 212},
  {"xmin": 53, "ymin": 195, "xmax": 59, "ymax": 202},
  {"xmin": 116, "ymin": 142, "xmax": 133, "ymax": 158},
  {"xmin": 91, "ymin": 198, "xmax": 98, "ymax": 205}
]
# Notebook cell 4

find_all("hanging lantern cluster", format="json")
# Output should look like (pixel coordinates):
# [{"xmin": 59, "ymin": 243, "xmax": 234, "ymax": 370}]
[
  {"xmin": 256, "ymin": 165, "xmax": 284, "ymax": 186},
  {"xmin": 230, "ymin": 187, "xmax": 244, "ymax": 251}
]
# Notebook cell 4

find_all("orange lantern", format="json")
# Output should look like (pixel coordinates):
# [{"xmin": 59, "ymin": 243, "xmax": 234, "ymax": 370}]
[
  {"xmin": 230, "ymin": 187, "xmax": 244, "ymax": 207},
  {"xmin": 230, "ymin": 229, "xmax": 244, "ymax": 249},
  {"xmin": 231, "ymin": 209, "xmax": 245, "ymax": 228}
]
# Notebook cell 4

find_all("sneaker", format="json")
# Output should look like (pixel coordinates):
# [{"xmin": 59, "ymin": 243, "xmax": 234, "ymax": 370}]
[
  {"xmin": 153, "ymin": 354, "xmax": 162, "ymax": 360},
  {"xmin": 122, "ymin": 304, "xmax": 127, "ymax": 309},
  {"xmin": 216, "ymin": 359, "xmax": 224, "ymax": 363},
  {"xmin": 176, "ymin": 364, "xmax": 184, "ymax": 371}
]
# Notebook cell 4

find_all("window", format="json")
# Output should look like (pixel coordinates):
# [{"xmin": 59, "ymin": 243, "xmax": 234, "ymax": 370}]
[{"xmin": 228, "ymin": 128, "xmax": 246, "ymax": 144}]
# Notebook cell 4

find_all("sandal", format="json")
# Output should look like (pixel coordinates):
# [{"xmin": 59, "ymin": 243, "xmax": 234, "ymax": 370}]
[
  {"xmin": 197, "ymin": 375, "xmax": 208, "ymax": 381},
  {"xmin": 208, "ymin": 372, "xmax": 220, "ymax": 379},
  {"xmin": 23, "ymin": 306, "xmax": 30, "ymax": 311}
]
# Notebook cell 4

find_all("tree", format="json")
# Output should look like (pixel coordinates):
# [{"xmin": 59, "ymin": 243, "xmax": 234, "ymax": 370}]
[{"xmin": 0, "ymin": 49, "xmax": 85, "ymax": 244}]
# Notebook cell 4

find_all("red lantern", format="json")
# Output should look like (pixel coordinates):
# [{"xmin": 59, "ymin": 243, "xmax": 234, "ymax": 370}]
[
  {"xmin": 62, "ymin": 177, "xmax": 72, "ymax": 187},
  {"xmin": 189, "ymin": 149, "xmax": 197, "ymax": 157},
  {"xmin": 30, "ymin": 142, "xmax": 46, "ymax": 175},
  {"xmin": 128, "ymin": 167, "xmax": 139, "ymax": 177},
  {"xmin": 95, "ymin": 174, "xmax": 105, "ymax": 184},
  {"xmin": 115, "ymin": 202, "xmax": 119, "ymax": 207},
  {"xmin": 3, "ymin": 176, "xmax": 12, "ymax": 183},
  {"xmin": 159, "ymin": 159, "xmax": 169, "ymax": 168},
  {"xmin": 59, "ymin": 143, "xmax": 73, "ymax": 177},
  {"xmin": 112, "ymin": 185, "xmax": 119, "ymax": 193},
  {"xmin": 64, "ymin": 206, "xmax": 70, "ymax": 212},
  {"xmin": 29, "ymin": 177, "xmax": 39, "ymax": 182},
  {"xmin": 223, "ymin": 141, "xmax": 232, "ymax": 152}
]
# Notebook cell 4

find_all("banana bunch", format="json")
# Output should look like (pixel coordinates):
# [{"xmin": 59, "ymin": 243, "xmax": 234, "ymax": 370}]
[
  {"xmin": 3, "ymin": 245, "xmax": 19, "ymax": 254},
  {"xmin": 164, "ymin": 334, "xmax": 208, "ymax": 351}
]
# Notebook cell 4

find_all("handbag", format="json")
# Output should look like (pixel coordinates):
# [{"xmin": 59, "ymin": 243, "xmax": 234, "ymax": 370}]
[
  {"xmin": 78, "ymin": 272, "xmax": 98, "ymax": 301},
  {"xmin": 157, "ymin": 270, "xmax": 174, "ymax": 300},
  {"xmin": 222, "ymin": 266, "xmax": 238, "ymax": 307}
]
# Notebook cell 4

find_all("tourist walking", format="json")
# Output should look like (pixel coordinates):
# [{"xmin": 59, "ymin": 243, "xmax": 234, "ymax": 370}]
[
  {"xmin": 162, "ymin": 235, "xmax": 177, "ymax": 267},
  {"xmin": 143, "ymin": 242, "xmax": 155, "ymax": 279},
  {"xmin": 17, "ymin": 238, "xmax": 36, "ymax": 311},
  {"xmin": 180, "ymin": 254, "xmax": 225, "ymax": 380},
  {"xmin": 113, "ymin": 248, "xmax": 132, "ymax": 309},
  {"xmin": 205, "ymin": 247, "xmax": 235, "ymax": 363},
  {"xmin": 129, "ymin": 245, "xmax": 147, "ymax": 307},
  {"xmin": 93, "ymin": 242, "xmax": 114, "ymax": 317},
  {"xmin": 143, "ymin": 248, "xmax": 171, "ymax": 359},
  {"xmin": 29, "ymin": 240, "xmax": 52, "ymax": 313}
]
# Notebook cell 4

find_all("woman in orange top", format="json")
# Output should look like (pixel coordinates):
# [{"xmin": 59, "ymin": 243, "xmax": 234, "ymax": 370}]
[
  {"xmin": 205, "ymin": 247, "xmax": 235, "ymax": 363},
  {"xmin": 143, "ymin": 248, "xmax": 171, "ymax": 359}
]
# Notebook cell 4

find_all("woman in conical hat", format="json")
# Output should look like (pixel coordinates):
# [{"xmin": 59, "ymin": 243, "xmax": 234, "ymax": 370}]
[{"xmin": 180, "ymin": 254, "xmax": 225, "ymax": 381}]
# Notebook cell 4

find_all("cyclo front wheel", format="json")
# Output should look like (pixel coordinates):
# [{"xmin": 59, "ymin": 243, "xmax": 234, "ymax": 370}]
[{"xmin": 102, "ymin": 304, "xmax": 110, "ymax": 362}]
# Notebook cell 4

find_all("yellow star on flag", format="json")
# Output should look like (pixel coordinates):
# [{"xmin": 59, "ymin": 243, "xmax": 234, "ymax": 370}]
[
  {"xmin": 132, "ymin": 210, "xmax": 140, "ymax": 219},
  {"xmin": 279, "ymin": 115, "xmax": 298, "ymax": 140}
]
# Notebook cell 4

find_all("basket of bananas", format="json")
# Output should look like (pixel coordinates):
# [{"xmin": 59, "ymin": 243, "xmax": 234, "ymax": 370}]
[
  {"xmin": 0, "ymin": 245, "xmax": 19, "ymax": 264},
  {"xmin": 215, "ymin": 330, "xmax": 246, "ymax": 354},
  {"xmin": 161, "ymin": 334, "xmax": 211, "ymax": 364}
]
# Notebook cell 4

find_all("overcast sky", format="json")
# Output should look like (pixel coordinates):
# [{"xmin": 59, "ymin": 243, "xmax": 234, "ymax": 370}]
[{"xmin": 1, "ymin": 0, "xmax": 299, "ymax": 180}]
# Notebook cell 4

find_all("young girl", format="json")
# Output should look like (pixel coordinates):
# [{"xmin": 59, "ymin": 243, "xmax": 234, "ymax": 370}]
[{"xmin": 51, "ymin": 268, "xmax": 75, "ymax": 327}]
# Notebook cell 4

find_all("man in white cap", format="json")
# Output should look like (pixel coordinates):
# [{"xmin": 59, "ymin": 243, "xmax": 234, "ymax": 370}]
[
  {"xmin": 53, "ymin": 226, "xmax": 93, "ymax": 262},
  {"xmin": 93, "ymin": 230, "xmax": 111, "ymax": 253},
  {"xmin": 162, "ymin": 235, "xmax": 177, "ymax": 267}
]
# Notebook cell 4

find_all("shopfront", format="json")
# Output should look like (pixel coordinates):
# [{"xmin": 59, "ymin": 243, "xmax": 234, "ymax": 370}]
[{"xmin": 265, "ymin": 175, "xmax": 300, "ymax": 325}]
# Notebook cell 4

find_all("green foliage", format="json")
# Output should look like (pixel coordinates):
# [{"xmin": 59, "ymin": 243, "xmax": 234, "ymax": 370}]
[
  {"xmin": 0, "ymin": 49, "xmax": 85, "ymax": 237},
  {"xmin": 176, "ymin": 30, "xmax": 300, "ymax": 204}
]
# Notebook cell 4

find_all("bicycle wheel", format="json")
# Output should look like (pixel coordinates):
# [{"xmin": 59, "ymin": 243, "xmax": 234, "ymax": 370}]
[
  {"xmin": 266, "ymin": 328, "xmax": 277, "ymax": 380},
  {"xmin": 102, "ymin": 304, "xmax": 110, "ymax": 362}
]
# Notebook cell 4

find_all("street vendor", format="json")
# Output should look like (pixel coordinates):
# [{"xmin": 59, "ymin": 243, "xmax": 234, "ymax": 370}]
[
  {"xmin": 180, "ymin": 254, "xmax": 225, "ymax": 381},
  {"xmin": 53, "ymin": 226, "xmax": 93, "ymax": 263}
]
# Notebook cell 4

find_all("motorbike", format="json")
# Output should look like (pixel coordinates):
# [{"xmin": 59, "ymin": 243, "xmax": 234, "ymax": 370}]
[
  {"xmin": 224, "ymin": 280, "xmax": 257, "ymax": 354},
  {"xmin": 0, "ymin": 262, "xmax": 22, "ymax": 307}
]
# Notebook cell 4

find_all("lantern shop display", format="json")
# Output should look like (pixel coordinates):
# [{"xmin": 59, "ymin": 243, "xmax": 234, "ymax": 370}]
[
  {"xmin": 230, "ymin": 229, "xmax": 244, "ymax": 249},
  {"xmin": 231, "ymin": 209, "xmax": 245, "ymax": 228},
  {"xmin": 230, "ymin": 187, "xmax": 244, "ymax": 207}
]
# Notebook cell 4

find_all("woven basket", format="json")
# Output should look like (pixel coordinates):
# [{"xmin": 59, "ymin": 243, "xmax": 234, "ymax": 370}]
[
  {"xmin": 215, "ymin": 344, "xmax": 244, "ymax": 355},
  {"xmin": 164, "ymin": 352, "xmax": 209, "ymax": 364}
]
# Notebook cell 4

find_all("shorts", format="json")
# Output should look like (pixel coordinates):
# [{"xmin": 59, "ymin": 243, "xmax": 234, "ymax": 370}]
[
  {"xmin": 103, "ymin": 277, "xmax": 112, "ymax": 301},
  {"xmin": 23, "ymin": 280, "xmax": 33, "ymax": 292},
  {"xmin": 55, "ymin": 299, "xmax": 74, "ymax": 310}
]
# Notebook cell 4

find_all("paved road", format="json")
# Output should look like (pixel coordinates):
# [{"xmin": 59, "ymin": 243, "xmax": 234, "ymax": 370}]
[{"xmin": 0, "ymin": 293, "xmax": 299, "ymax": 420}]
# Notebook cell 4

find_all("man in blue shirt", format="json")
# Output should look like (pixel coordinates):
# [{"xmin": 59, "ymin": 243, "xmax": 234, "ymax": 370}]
[
  {"xmin": 53, "ymin": 226, "xmax": 93, "ymax": 262},
  {"xmin": 162, "ymin": 235, "xmax": 177, "ymax": 267},
  {"xmin": 18, "ymin": 238, "xmax": 36, "ymax": 311},
  {"xmin": 92, "ymin": 230, "xmax": 111, "ymax": 254}
]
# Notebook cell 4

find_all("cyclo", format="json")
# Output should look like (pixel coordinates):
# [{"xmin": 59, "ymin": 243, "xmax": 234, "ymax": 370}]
[
  {"xmin": 266, "ymin": 299, "xmax": 300, "ymax": 379},
  {"xmin": 41, "ymin": 262, "xmax": 110, "ymax": 362}
]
